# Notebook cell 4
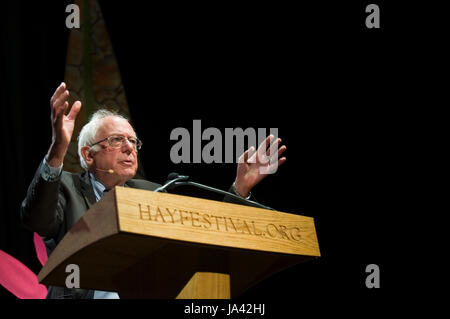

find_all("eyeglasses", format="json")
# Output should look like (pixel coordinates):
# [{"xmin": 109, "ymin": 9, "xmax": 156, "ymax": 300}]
[{"xmin": 90, "ymin": 135, "xmax": 143, "ymax": 152}]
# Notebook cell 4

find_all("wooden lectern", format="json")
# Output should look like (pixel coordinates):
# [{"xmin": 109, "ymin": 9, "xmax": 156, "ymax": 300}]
[{"xmin": 37, "ymin": 187, "xmax": 320, "ymax": 299}]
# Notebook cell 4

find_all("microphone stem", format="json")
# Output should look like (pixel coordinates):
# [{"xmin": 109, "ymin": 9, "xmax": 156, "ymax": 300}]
[
  {"xmin": 154, "ymin": 177, "xmax": 185, "ymax": 192},
  {"xmin": 173, "ymin": 181, "xmax": 274, "ymax": 210}
]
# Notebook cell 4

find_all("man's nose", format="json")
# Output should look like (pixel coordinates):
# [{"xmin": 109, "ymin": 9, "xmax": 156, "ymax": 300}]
[{"xmin": 121, "ymin": 139, "xmax": 135, "ymax": 153}]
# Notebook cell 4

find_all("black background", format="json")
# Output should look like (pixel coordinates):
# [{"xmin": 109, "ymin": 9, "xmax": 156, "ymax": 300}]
[{"xmin": 0, "ymin": 0, "xmax": 416, "ymax": 315}]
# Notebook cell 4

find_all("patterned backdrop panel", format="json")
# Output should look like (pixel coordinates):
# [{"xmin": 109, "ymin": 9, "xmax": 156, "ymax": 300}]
[{"xmin": 63, "ymin": 0, "xmax": 145, "ymax": 179}]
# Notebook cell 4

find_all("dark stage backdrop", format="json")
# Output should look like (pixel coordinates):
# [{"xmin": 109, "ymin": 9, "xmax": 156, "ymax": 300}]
[{"xmin": 1, "ymin": 0, "xmax": 406, "ymax": 311}]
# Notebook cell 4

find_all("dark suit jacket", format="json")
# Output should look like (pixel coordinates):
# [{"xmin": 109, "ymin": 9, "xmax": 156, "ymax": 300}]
[{"xmin": 21, "ymin": 162, "xmax": 253, "ymax": 299}]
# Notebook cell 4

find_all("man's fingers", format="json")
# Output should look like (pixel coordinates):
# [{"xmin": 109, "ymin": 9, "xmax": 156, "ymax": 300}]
[
  {"xmin": 238, "ymin": 135, "xmax": 286, "ymax": 170},
  {"xmin": 238, "ymin": 146, "xmax": 254, "ymax": 164},
  {"xmin": 52, "ymin": 102, "xmax": 68, "ymax": 131},
  {"xmin": 275, "ymin": 156, "xmax": 287, "ymax": 169},
  {"xmin": 67, "ymin": 101, "xmax": 82, "ymax": 121},
  {"xmin": 54, "ymin": 98, "xmax": 68, "ymax": 121},
  {"xmin": 267, "ymin": 138, "xmax": 281, "ymax": 156},
  {"xmin": 269, "ymin": 144, "xmax": 286, "ymax": 162},
  {"xmin": 52, "ymin": 90, "xmax": 69, "ymax": 111},
  {"xmin": 248, "ymin": 146, "xmax": 259, "ymax": 163},
  {"xmin": 50, "ymin": 82, "xmax": 65, "ymax": 104},
  {"xmin": 257, "ymin": 135, "xmax": 274, "ymax": 153},
  {"xmin": 55, "ymin": 102, "xmax": 68, "ymax": 121},
  {"xmin": 260, "ymin": 142, "xmax": 286, "ymax": 173},
  {"xmin": 267, "ymin": 156, "xmax": 286, "ymax": 174},
  {"xmin": 50, "ymin": 82, "xmax": 66, "ymax": 105},
  {"xmin": 256, "ymin": 135, "xmax": 276, "ymax": 164},
  {"xmin": 245, "ymin": 146, "xmax": 255, "ymax": 163}
]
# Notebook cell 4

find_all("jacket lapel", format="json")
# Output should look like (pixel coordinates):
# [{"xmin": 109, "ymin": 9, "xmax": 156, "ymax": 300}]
[
  {"xmin": 77, "ymin": 172, "xmax": 133, "ymax": 209},
  {"xmin": 78, "ymin": 171, "xmax": 97, "ymax": 209}
]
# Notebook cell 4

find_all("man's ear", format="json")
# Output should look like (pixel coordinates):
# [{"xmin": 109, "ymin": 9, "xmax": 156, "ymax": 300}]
[{"xmin": 81, "ymin": 146, "xmax": 94, "ymax": 166}]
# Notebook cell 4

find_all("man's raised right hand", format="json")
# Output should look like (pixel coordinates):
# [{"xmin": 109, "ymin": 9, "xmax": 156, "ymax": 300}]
[{"xmin": 46, "ymin": 82, "xmax": 82, "ymax": 168}]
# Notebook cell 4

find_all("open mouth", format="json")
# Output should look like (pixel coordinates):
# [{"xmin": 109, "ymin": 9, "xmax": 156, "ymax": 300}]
[{"xmin": 120, "ymin": 160, "xmax": 134, "ymax": 166}]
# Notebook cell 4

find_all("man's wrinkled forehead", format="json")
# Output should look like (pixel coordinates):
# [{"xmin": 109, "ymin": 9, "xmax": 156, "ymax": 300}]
[{"xmin": 95, "ymin": 116, "xmax": 136, "ymax": 139}]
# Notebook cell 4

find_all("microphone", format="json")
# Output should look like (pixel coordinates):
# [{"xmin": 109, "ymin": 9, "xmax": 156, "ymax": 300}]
[
  {"xmin": 167, "ymin": 175, "xmax": 275, "ymax": 210},
  {"xmin": 96, "ymin": 168, "xmax": 115, "ymax": 174},
  {"xmin": 154, "ymin": 172, "xmax": 189, "ymax": 192}
]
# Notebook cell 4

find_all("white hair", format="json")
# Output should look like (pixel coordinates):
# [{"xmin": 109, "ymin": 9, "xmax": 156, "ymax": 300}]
[{"xmin": 77, "ymin": 109, "xmax": 130, "ymax": 171}]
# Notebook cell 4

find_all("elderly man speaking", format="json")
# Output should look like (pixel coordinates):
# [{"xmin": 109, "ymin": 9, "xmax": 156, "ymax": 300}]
[{"xmin": 21, "ymin": 82, "xmax": 287, "ymax": 299}]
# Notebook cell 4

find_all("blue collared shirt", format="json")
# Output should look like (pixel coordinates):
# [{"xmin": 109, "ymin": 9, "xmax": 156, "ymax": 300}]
[{"xmin": 89, "ymin": 171, "xmax": 109, "ymax": 201}]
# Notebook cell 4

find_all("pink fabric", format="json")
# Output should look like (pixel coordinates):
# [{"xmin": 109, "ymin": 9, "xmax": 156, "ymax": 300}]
[
  {"xmin": 0, "ymin": 250, "xmax": 47, "ymax": 299},
  {"xmin": 33, "ymin": 232, "xmax": 48, "ymax": 266}
]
